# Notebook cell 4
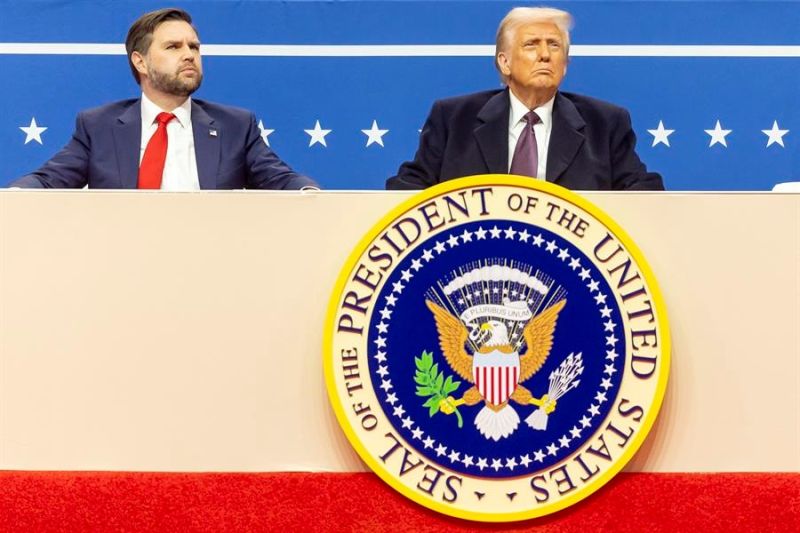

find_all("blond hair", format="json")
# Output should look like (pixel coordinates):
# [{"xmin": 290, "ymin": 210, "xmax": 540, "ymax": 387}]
[{"xmin": 495, "ymin": 7, "xmax": 573, "ymax": 83}]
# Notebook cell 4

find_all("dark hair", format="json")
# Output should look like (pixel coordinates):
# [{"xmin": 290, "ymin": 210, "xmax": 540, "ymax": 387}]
[{"xmin": 125, "ymin": 8, "xmax": 196, "ymax": 84}]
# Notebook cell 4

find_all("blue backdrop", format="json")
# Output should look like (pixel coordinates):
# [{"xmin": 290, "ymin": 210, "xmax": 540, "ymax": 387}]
[{"xmin": 1, "ymin": 1, "xmax": 798, "ymax": 190}]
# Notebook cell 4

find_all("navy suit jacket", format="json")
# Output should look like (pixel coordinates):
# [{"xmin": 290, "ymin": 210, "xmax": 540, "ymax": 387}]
[
  {"xmin": 12, "ymin": 98, "xmax": 317, "ymax": 190},
  {"xmin": 387, "ymin": 89, "xmax": 663, "ymax": 191}
]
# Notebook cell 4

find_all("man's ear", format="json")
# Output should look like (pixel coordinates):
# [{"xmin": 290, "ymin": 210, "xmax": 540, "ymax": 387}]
[
  {"xmin": 497, "ymin": 52, "xmax": 511, "ymax": 76},
  {"xmin": 131, "ymin": 51, "xmax": 148, "ymax": 77}
]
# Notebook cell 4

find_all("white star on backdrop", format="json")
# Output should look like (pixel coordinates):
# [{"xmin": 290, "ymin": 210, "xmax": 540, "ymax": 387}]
[
  {"xmin": 361, "ymin": 120, "xmax": 389, "ymax": 147},
  {"xmin": 20, "ymin": 117, "xmax": 47, "ymax": 145},
  {"xmin": 762, "ymin": 121, "xmax": 789, "ymax": 148},
  {"xmin": 304, "ymin": 120, "xmax": 331, "ymax": 147},
  {"xmin": 705, "ymin": 120, "xmax": 732, "ymax": 147},
  {"xmin": 647, "ymin": 120, "xmax": 675, "ymax": 147},
  {"xmin": 257, "ymin": 120, "xmax": 274, "ymax": 147}
]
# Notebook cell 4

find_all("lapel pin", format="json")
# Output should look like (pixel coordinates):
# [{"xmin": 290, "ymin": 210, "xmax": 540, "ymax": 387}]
[{"xmin": 209, "ymin": 129, "xmax": 218, "ymax": 137}]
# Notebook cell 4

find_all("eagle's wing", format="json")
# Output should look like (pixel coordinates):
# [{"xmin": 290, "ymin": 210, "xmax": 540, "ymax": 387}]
[
  {"xmin": 519, "ymin": 299, "xmax": 567, "ymax": 381},
  {"xmin": 425, "ymin": 300, "xmax": 473, "ymax": 382}
]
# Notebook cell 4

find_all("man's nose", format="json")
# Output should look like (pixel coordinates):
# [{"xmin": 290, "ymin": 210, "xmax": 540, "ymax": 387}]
[{"xmin": 538, "ymin": 43, "xmax": 551, "ymax": 60}]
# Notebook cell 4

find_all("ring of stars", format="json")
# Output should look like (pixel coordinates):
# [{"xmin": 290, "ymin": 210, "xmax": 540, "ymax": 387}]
[{"xmin": 370, "ymin": 223, "xmax": 623, "ymax": 473}]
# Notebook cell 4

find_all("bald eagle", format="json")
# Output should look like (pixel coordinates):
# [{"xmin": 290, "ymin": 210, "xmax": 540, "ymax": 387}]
[{"xmin": 426, "ymin": 299, "xmax": 566, "ymax": 441}]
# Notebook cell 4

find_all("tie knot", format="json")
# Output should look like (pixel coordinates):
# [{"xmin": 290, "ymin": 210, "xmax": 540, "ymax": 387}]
[
  {"xmin": 524, "ymin": 111, "xmax": 541, "ymax": 126},
  {"xmin": 156, "ymin": 112, "xmax": 176, "ymax": 126}
]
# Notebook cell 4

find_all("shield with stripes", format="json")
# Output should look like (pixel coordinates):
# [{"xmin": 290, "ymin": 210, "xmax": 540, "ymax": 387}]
[{"xmin": 473, "ymin": 356, "xmax": 520, "ymax": 406}]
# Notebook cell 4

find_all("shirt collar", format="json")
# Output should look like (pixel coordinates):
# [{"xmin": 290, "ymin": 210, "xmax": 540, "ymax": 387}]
[
  {"xmin": 140, "ymin": 93, "xmax": 192, "ymax": 128},
  {"xmin": 508, "ymin": 89, "xmax": 555, "ymax": 130}
]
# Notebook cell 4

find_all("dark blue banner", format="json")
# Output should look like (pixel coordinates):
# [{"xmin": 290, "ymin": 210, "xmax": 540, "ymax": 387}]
[{"xmin": 2, "ymin": 1, "xmax": 798, "ymax": 190}]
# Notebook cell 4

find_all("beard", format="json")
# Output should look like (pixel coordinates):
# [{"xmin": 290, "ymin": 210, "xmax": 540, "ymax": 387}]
[{"xmin": 147, "ymin": 63, "xmax": 203, "ymax": 97}]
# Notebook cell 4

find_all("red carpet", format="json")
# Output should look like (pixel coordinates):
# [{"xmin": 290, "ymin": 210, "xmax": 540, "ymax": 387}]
[{"xmin": 1, "ymin": 472, "xmax": 797, "ymax": 532}]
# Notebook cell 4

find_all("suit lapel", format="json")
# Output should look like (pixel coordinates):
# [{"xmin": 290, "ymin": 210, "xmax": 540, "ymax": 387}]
[
  {"xmin": 112, "ymin": 101, "xmax": 142, "ymax": 189},
  {"xmin": 546, "ymin": 93, "xmax": 585, "ymax": 184},
  {"xmin": 191, "ymin": 101, "xmax": 219, "ymax": 190},
  {"xmin": 473, "ymin": 90, "xmax": 510, "ymax": 174}
]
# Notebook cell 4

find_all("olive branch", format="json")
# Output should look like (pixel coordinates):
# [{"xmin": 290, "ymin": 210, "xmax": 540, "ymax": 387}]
[{"xmin": 414, "ymin": 350, "xmax": 463, "ymax": 428}]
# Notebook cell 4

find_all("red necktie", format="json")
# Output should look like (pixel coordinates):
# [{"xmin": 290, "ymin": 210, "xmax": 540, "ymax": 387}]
[{"xmin": 138, "ymin": 112, "xmax": 176, "ymax": 189}]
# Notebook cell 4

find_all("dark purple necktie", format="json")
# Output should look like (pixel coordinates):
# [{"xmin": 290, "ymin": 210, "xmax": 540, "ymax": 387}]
[{"xmin": 510, "ymin": 111, "xmax": 541, "ymax": 178}]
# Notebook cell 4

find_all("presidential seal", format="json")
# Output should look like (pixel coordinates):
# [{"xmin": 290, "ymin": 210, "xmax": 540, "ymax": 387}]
[{"xmin": 324, "ymin": 176, "xmax": 669, "ymax": 522}]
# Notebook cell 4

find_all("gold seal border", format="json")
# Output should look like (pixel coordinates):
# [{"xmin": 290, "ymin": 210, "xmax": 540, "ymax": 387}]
[{"xmin": 323, "ymin": 175, "xmax": 671, "ymax": 522}]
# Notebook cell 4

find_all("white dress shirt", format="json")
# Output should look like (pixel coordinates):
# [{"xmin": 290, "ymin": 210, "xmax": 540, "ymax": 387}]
[
  {"xmin": 507, "ymin": 90, "xmax": 555, "ymax": 180},
  {"xmin": 139, "ymin": 94, "xmax": 200, "ymax": 191}
]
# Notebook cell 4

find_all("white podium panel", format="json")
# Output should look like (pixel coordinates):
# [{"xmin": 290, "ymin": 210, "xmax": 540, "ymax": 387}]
[{"xmin": 0, "ymin": 191, "xmax": 797, "ymax": 472}]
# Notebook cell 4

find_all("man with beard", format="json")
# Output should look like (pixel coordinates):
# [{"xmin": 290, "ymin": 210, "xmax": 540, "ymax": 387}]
[{"xmin": 11, "ymin": 8, "xmax": 318, "ymax": 190}]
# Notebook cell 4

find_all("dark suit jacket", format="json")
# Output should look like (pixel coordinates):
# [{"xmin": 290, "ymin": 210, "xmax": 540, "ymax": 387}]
[
  {"xmin": 387, "ymin": 89, "xmax": 663, "ymax": 191},
  {"xmin": 12, "ymin": 98, "xmax": 318, "ymax": 190}
]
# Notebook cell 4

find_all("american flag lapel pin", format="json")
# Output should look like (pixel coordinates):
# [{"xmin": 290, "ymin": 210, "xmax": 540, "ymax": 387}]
[{"xmin": 209, "ymin": 129, "xmax": 218, "ymax": 137}]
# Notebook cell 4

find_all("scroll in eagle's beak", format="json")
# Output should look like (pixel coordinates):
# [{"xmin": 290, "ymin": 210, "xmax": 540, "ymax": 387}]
[{"xmin": 480, "ymin": 322, "xmax": 493, "ymax": 332}]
